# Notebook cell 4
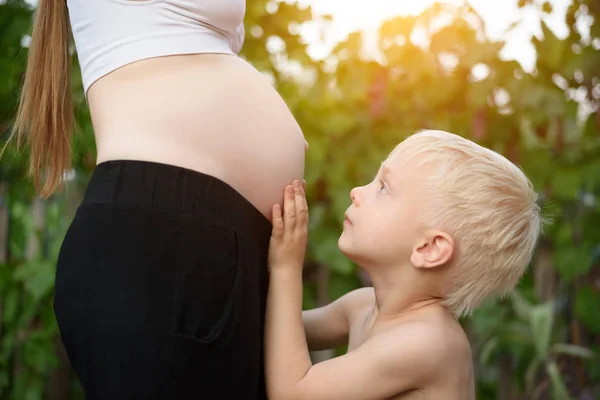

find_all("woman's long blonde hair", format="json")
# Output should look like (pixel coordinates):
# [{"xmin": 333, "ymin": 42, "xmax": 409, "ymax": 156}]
[{"xmin": 11, "ymin": 0, "xmax": 74, "ymax": 198}]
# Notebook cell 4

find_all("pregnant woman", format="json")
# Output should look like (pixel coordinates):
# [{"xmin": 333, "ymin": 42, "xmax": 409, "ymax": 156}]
[{"xmin": 13, "ymin": 0, "xmax": 306, "ymax": 399}]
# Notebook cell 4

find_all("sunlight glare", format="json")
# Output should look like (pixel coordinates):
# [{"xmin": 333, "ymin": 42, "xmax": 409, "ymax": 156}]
[{"xmin": 299, "ymin": 0, "xmax": 573, "ymax": 71}]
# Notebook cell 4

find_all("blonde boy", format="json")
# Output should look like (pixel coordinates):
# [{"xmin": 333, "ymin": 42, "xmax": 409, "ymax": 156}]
[{"xmin": 266, "ymin": 130, "xmax": 542, "ymax": 400}]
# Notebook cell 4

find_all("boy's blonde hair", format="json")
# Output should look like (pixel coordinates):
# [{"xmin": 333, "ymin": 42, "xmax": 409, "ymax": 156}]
[{"xmin": 394, "ymin": 130, "xmax": 542, "ymax": 317}]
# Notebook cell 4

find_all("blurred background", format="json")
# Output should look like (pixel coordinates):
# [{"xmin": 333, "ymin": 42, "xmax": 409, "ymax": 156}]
[{"xmin": 0, "ymin": 0, "xmax": 599, "ymax": 399}]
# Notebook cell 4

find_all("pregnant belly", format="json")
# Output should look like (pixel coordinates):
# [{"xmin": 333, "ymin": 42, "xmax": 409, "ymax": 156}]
[{"xmin": 88, "ymin": 54, "xmax": 307, "ymax": 219}]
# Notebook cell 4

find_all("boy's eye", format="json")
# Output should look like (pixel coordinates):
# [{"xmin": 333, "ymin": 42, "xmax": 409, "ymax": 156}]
[{"xmin": 378, "ymin": 181, "xmax": 388, "ymax": 194}]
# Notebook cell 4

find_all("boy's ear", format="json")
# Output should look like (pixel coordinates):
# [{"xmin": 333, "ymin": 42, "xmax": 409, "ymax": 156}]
[{"xmin": 410, "ymin": 230, "xmax": 454, "ymax": 269}]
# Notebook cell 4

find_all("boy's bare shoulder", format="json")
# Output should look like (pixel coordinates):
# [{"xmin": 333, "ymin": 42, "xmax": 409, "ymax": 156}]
[
  {"xmin": 338, "ymin": 287, "xmax": 375, "ymax": 318},
  {"xmin": 341, "ymin": 287, "xmax": 375, "ymax": 304},
  {"xmin": 372, "ymin": 309, "xmax": 472, "ymax": 381}
]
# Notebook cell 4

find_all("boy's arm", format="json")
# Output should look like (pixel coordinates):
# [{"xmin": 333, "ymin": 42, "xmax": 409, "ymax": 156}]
[
  {"xmin": 302, "ymin": 301, "xmax": 348, "ymax": 351},
  {"xmin": 265, "ymin": 183, "xmax": 440, "ymax": 400},
  {"xmin": 277, "ymin": 325, "xmax": 441, "ymax": 400},
  {"xmin": 302, "ymin": 288, "xmax": 373, "ymax": 351},
  {"xmin": 265, "ymin": 182, "xmax": 312, "ymax": 399}
]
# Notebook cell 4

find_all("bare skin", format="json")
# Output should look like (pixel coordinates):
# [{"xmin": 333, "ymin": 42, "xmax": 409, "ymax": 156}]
[
  {"xmin": 266, "ymin": 157, "xmax": 476, "ymax": 399},
  {"xmin": 87, "ymin": 53, "xmax": 307, "ymax": 219},
  {"xmin": 302, "ymin": 288, "xmax": 475, "ymax": 400}
]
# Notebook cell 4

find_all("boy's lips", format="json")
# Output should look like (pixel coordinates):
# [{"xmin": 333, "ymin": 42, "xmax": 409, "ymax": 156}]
[{"xmin": 344, "ymin": 214, "xmax": 353, "ymax": 225}]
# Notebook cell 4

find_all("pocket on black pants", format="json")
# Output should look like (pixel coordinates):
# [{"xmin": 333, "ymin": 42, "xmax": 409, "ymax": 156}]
[{"xmin": 172, "ymin": 218, "xmax": 241, "ymax": 343}]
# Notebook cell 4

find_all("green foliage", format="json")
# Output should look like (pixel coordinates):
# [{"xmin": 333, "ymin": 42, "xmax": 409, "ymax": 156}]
[
  {"xmin": 0, "ymin": 0, "xmax": 599, "ymax": 399},
  {"xmin": 0, "ymin": 195, "xmax": 67, "ymax": 399},
  {"xmin": 575, "ymin": 285, "xmax": 600, "ymax": 334}
]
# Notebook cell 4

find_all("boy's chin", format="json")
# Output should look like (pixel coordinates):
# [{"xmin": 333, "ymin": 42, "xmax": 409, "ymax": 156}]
[
  {"xmin": 338, "ymin": 236, "xmax": 354, "ymax": 258},
  {"xmin": 338, "ymin": 236, "xmax": 366, "ymax": 265},
  {"xmin": 338, "ymin": 237, "xmax": 395, "ymax": 268}
]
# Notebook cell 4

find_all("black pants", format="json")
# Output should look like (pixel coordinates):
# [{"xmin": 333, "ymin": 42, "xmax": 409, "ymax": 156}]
[{"xmin": 54, "ymin": 160, "xmax": 271, "ymax": 399}]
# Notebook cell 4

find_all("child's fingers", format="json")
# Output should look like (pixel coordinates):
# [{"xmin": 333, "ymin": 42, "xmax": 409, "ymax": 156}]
[
  {"xmin": 302, "ymin": 191, "xmax": 309, "ymax": 225},
  {"xmin": 294, "ymin": 181, "xmax": 308, "ymax": 226},
  {"xmin": 283, "ymin": 185, "xmax": 296, "ymax": 231},
  {"xmin": 271, "ymin": 204, "xmax": 284, "ymax": 237}
]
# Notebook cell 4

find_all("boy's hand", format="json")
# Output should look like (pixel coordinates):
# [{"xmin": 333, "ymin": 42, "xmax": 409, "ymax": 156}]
[{"xmin": 268, "ymin": 180, "xmax": 308, "ymax": 271}]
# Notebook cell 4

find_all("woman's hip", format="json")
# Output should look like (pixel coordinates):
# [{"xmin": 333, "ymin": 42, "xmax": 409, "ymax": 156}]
[{"xmin": 53, "ymin": 159, "xmax": 272, "ymax": 398}]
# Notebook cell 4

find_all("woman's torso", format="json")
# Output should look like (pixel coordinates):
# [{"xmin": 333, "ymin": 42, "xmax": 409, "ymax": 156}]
[{"xmin": 86, "ymin": 53, "xmax": 307, "ymax": 220}]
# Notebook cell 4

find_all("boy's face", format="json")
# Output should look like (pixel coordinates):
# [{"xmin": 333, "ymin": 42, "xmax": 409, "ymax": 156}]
[{"xmin": 338, "ymin": 150, "xmax": 429, "ymax": 267}]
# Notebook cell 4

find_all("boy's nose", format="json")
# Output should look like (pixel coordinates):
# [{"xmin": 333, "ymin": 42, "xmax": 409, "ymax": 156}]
[{"xmin": 350, "ymin": 187, "xmax": 361, "ymax": 206}]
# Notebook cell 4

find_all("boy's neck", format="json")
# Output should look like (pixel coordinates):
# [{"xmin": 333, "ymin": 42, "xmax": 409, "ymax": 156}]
[{"xmin": 366, "ymin": 264, "xmax": 445, "ymax": 321}]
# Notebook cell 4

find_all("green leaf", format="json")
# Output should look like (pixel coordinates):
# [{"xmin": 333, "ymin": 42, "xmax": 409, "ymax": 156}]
[
  {"xmin": 469, "ymin": 300, "xmax": 509, "ymax": 336},
  {"xmin": 498, "ymin": 320, "xmax": 532, "ymax": 345},
  {"xmin": 479, "ymin": 337, "xmax": 498, "ymax": 365},
  {"xmin": 0, "ymin": 263, "xmax": 11, "ymax": 292},
  {"xmin": 552, "ymin": 245, "xmax": 593, "ymax": 282},
  {"xmin": 525, "ymin": 356, "xmax": 543, "ymax": 394},
  {"xmin": 581, "ymin": 158, "xmax": 600, "ymax": 192},
  {"xmin": 550, "ymin": 343, "xmax": 595, "ymax": 359},
  {"xmin": 550, "ymin": 167, "xmax": 581, "ymax": 200},
  {"xmin": 3, "ymin": 286, "xmax": 19, "ymax": 325},
  {"xmin": 519, "ymin": 148, "xmax": 553, "ymax": 187},
  {"xmin": 0, "ymin": 369, "xmax": 8, "ymax": 390},
  {"xmin": 534, "ymin": 21, "xmax": 566, "ymax": 70},
  {"xmin": 510, "ymin": 291, "xmax": 532, "ymax": 320},
  {"xmin": 311, "ymin": 230, "xmax": 354, "ymax": 275},
  {"xmin": 584, "ymin": 345, "xmax": 600, "ymax": 381},
  {"xmin": 13, "ymin": 259, "xmax": 55, "ymax": 301},
  {"xmin": 521, "ymin": 85, "xmax": 546, "ymax": 109},
  {"xmin": 574, "ymin": 286, "xmax": 600, "ymax": 333},
  {"xmin": 529, "ymin": 302, "xmax": 553, "ymax": 358},
  {"xmin": 22, "ymin": 333, "xmax": 59, "ymax": 373},
  {"xmin": 328, "ymin": 272, "xmax": 360, "ymax": 301},
  {"xmin": 0, "ymin": 332, "xmax": 15, "ymax": 364},
  {"xmin": 545, "ymin": 361, "xmax": 572, "ymax": 400},
  {"xmin": 13, "ymin": 373, "xmax": 44, "ymax": 400},
  {"xmin": 553, "ymin": 222, "xmax": 572, "ymax": 245}
]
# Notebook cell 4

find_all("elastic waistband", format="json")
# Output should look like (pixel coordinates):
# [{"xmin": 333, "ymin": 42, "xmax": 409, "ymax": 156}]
[{"xmin": 82, "ymin": 160, "xmax": 272, "ymax": 244}]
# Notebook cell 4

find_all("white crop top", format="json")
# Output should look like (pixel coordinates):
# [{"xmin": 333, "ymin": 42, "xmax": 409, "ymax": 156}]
[{"xmin": 67, "ymin": 0, "xmax": 246, "ymax": 93}]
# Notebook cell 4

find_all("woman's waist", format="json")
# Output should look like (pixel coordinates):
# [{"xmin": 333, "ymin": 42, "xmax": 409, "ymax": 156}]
[
  {"xmin": 95, "ymin": 132, "xmax": 306, "ymax": 220},
  {"xmin": 80, "ymin": 159, "xmax": 274, "ymax": 243}
]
